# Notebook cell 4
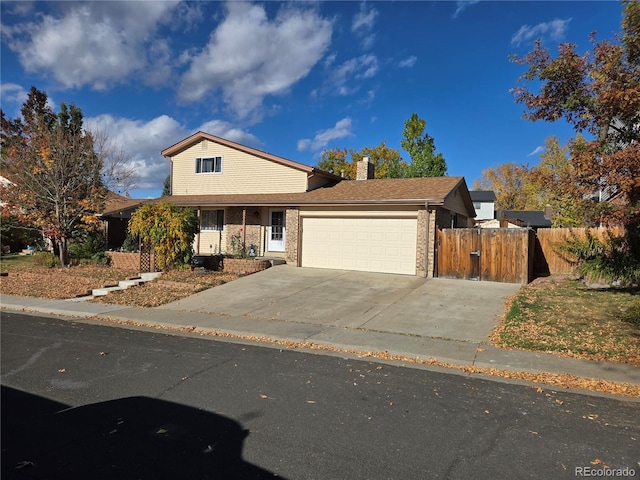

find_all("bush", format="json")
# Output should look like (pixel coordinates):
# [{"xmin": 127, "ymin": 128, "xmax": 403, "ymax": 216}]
[
  {"xmin": 68, "ymin": 231, "xmax": 107, "ymax": 260},
  {"xmin": 121, "ymin": 232, "xmax": 139, "ymax": 252},
  {"xmin": 557, "ymin": 229, "xmax": 640, "ymax": 286},
  {"xmin": 33, "ymin": 251, "xmax": 60, "ymax": 268}
]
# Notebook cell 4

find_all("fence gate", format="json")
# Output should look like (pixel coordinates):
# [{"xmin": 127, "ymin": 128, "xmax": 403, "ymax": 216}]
[{"xmin": 436, "ymin": 228, "xmax": 534, "ymax": 284}]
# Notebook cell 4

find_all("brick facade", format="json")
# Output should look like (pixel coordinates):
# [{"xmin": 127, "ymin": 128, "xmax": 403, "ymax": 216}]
[
  {"xmin": 285, "ymin": 207, "xmax": 299, "ymax": 264},
  {"xmin": 225, "ymin": 207, "xmax": 263, "ymax": 255},
  {"xmin": 415, "ymin": 207, "xmax": 437, "ymax": 278}
]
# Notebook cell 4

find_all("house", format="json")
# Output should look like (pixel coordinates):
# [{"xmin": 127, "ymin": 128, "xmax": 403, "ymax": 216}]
[
  {"xmin": 101, "ymin": 132, "xmax": 475, "ymax": 277},
  {"xmin": 495, "ymin": 209, "xmax": 552, "ymax": 229},
  {"xmin": 470, "ymin": 190, "xmax": 496, "ymax": 222}
]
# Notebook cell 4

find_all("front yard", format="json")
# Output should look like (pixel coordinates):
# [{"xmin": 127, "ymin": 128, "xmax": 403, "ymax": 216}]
[
  {"xmin": 0, "ymin": 254, "xmax": 238, "ymax": 306},
  {"xmin": 491, "ymin": 276, "xmax": 640, "ymax": 367}
]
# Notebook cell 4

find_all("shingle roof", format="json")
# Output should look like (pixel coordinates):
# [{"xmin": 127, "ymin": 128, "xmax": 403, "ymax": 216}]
[
  {"xmin": 152, "ymin": 176, "xmax": 467, "ymax": 207},
  {"xmin": 470, "ymin": 190, "xmax": 496, "ymax": 202},
  {"xmin": 497, "ymin": 210, "xmax": 552, "ymax": 228}
]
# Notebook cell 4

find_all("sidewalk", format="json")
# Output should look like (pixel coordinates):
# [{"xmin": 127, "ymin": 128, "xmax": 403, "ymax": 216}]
[{"xmin": 2, "ymin": 292, "xmax": 639, "ymax": 391}]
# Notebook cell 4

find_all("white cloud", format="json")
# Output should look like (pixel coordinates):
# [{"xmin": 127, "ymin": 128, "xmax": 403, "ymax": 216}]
[
  {"xmin": 528, "ymin": 146, "xmax": 545, "ymax": 157},
  {"xmin": 328, "ymin": 54, "xmax": 379, "ymax": 96},
  {"xmin": 511, "ymin": 18, "xmax": 572, "ymax": 47},
  {"xmin": 178, "ymin": 2, "xmax": 332, "ymax": 120},
  {"xmin": 297, "ymin": 117, "xmax": 353, "ymax": 152},
  {"xmin": 85, "ymin": 114, "xmax": 262, "ymax": 191},
  {"xmin": 0, "ymin": 83, "xmax": 29, "ymax": 108},
  {"xmin": 398, "ymin": 56, "xmax": 417, "ymax": 68},
  {"xmin": 453, "ymin": 1, "xmax": 480, "ymax": 19},
  {"xmin": 352, "ymin": 2, "xmax": 378, "ymax": 49},
  {"xmin": 1, "ymin": 2, "xmax": 180, "ymax": 90}
]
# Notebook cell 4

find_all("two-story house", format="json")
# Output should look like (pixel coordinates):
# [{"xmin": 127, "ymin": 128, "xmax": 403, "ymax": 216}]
[{"xmin": 102, "ymin": 132, "xmax": 475, "ymax": 277}]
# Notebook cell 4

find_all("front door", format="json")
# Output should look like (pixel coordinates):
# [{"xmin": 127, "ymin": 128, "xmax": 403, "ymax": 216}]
[{"xmin": 268, "ymin": 209, "xmax": 285, "ymax": 252}]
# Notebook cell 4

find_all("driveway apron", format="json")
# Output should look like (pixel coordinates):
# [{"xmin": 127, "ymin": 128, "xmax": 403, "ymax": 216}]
[{"xmin": 158, "ymin": 265, "xmax": 521, "ymax": 343}]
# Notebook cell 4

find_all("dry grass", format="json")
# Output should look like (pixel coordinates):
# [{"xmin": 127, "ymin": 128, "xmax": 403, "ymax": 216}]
[
  {"xmin": 92, "ymin": 269, "xmax": 239, "ymax": 307},
  {"xmin": 0, "ymin": 254, "xmax": 238, "ymax": 305},
  {"xmin": 492, "ymin": 275, "xmax": 640, "ymax": 366}
]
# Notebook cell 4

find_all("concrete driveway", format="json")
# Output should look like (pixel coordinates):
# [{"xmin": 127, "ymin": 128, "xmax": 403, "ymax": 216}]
[{"xmin": 159, "ymin": 265, "xmax": 521, "ymax": 343}]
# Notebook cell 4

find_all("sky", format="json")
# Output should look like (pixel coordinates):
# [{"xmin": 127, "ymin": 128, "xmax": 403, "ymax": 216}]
[{"xmin": 0, "ymin": 1, "xmax": 625, "ymax": 199}]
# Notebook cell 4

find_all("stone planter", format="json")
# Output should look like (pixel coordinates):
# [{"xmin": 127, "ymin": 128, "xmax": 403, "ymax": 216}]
[{"xmin": 222, "ymin": 258, "xmax": 271, "ymax": 275}]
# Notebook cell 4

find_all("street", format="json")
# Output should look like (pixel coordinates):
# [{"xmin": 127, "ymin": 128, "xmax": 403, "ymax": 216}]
[{"xmin": 1, "ymin": 312, "xmax": 639, "ymax": 479}]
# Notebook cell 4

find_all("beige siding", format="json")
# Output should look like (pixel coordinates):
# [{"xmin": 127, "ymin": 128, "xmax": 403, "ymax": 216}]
[
  {"xmin": 197, "ymin": 230, "xmax": 226, "ymax": 255},
  {"xmin": 172, "ymin": 140, "xmax": 308, "ymax": 195},
  {"xmin": 299, "ymin": 206, "xmax": 419, "ymax": 218}
]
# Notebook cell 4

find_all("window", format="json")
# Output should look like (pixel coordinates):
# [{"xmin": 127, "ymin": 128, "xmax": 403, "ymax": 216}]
[
  {"xmin": 473, "ymin": 202, "xmax": 482, "ymax": 209},
  {"xmin": 201, "ymin": 209, "xmax": 224, "ymax": 231},
  {"xmin": 196, "ymin": 156, "xmax": 222, "ymax": 173}
]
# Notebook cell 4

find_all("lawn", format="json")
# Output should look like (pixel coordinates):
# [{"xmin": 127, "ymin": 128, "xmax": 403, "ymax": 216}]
[
  {"xmin": 0, "ymin": 254, "xmax": 238, "ymax": 305},
  {"xmin": 491, "ymin": 275, "xmax": 640, "ymax": 366}
]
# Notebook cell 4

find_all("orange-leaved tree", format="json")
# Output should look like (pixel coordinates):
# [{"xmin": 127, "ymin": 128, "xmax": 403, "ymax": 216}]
[
  {"xmin": 511, "ymin": 0, "xmax": 640, "ymax": 282},
  {"xmin": 0, "ymin": 87, "xmax": 105, "ymax": 266}
]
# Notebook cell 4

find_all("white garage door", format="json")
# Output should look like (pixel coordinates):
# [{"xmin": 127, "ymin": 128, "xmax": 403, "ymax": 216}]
[{"xmin": 301, "ymin": 217, "xmax": 417, "ymax": 275}]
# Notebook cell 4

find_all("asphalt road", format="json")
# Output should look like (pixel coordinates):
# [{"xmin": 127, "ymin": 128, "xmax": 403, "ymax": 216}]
[{"xmin": 1, "ymin": 312, "xmax": 639, "ymax": 480}]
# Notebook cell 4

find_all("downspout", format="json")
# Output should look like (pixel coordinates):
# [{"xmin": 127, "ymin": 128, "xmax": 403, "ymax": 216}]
[{"xmin": 196, "ymin": 207, "xmax": 201, "ymax": 255}]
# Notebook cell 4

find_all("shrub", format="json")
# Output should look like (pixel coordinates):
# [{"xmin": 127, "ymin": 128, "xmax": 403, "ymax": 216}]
[
  {"xmin": 556, "ymin": 229, "xmax": 640, "ymax": 286},
  {"xmin": 229, "ymin": 231, "xmax": 248, "ymax": 258},
  {"xmin": 121, "ymin": 231, "xmax": 139, "ymax": 252},
  {"xmin": 33, "ymin": 251, "xmax": 60, "ymax": 268},
  {"xmin": 68, "ymin": 231, "xmax": 107, "ymax": 259}
]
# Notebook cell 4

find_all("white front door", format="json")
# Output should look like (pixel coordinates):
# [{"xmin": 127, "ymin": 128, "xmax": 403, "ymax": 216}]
[{"xmin": 268, "ymin": 209, "xmax": 286, "ymax": 252}]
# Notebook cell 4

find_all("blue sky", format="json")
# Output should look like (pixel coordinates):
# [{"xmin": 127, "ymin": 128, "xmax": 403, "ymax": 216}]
[{"xmin": 0, "ymin": 1, "xmax": 624, "ymax": 198}]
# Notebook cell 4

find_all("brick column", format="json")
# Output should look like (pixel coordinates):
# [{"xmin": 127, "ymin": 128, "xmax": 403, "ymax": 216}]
[{"xmin": 285, "ymin": 207, "xmax": 299, "ymax": 265}]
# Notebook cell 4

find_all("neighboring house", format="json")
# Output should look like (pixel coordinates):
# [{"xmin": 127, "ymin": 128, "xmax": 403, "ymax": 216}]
[
  {"xmin": 470, "ymin": 190, "xmax": 496, "ymax": 222},
  {"xmin": 101, "ymin": 132, "xmax": 475, "ymax": 277},
  {"xmin": 495, "ymin": 210, "xmax": 552, "ymax": 229}
]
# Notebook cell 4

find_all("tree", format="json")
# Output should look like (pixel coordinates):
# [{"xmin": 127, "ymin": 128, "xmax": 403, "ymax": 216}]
[
  {"xmin": 473, "ymin": 162, "xmax": 534, "ymax": 210},
  {"xmin": 511, "ymin": 0, "xmax": 640, "ymax": 224},
  {"xmin": 349, "ymin": 141, "xmax": 407, "ymax": 179},
  {"xmin": 401, "ymin": 113, "xmax": 447, "ymax": 177},
  {"xmin": 317, "ymin": 148, "xmax": 353, "ymax": 179},
  {"xmin": 1, "ymin": 87, "xmax": 105, "ymax": 266},
  {"xmin": 528, "ymin": 136, "xmax": 602, "ymax": 226},
  {"xmin": 128, "ymin": 202, "xmax": 199, "ymax": 270},
  {"xmin": 511, "ymin": 0, "xmax": 640, "ymax": 282},
  {"xmin": 162, "ymin": 174, "xmax": 171, "ymax": 196}
]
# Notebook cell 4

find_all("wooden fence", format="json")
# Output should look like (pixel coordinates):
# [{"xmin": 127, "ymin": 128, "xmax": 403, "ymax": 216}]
[
  {"xmin": 436, "ymin": 228, "xmax": 534, "ymax": 284},
  {"xmin": 535, "ymin": 227, "xmax": 622, "ymax": 275},
  {"xmin": 436, "ymin": 227, "xmax": 622, "ymax": 284}
]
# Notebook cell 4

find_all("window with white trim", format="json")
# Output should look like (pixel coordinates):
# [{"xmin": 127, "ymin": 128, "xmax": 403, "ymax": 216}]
[
  {"xmin": 196, "ymin": 156, "xmax": 222, "ymax": 174},
  {"xmin": 201, "ymin": 209, "xmax": 224, "ymax": 231}
]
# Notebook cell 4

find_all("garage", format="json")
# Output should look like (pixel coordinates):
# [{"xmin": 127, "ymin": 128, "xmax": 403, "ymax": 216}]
[{"xmin": 301, "ymin": 216, "xmax": 418, "ymax": 275}]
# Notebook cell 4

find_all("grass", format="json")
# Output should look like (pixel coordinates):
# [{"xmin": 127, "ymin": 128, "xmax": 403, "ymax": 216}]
[
  {"xmin": 492, "ymin": 276, "xmax": 640, "ymax": 366},
  {"xmin": 0, "ymin": 253, "xmax": 238, "ymax": 305},
  {"xmin": 0, "ymin": 253, "xmax": 38, "ymax": 272}
]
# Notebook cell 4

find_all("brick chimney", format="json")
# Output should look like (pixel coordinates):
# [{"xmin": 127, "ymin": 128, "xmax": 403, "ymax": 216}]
[{"xmin": 356, "ymin": 156, "xmax": 375, "ymax": 180}]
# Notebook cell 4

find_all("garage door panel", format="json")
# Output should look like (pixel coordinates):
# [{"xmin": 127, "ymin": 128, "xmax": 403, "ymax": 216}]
[{"xmin": 301, "ymin": 217, "xmax": 417, "ymax": 275}]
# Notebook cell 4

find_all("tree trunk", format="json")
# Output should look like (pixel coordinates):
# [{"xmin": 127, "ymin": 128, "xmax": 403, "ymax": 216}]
[{"xmin": 57, "ymin": 238, "xmax": 69, "ymax": 267}]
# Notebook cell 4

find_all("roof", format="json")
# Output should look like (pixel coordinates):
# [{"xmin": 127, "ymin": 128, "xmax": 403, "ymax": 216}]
[
  {"xmin": 156, "ymin": 176, "xmax": 467, "ymax": 206},
  {"xmin": 470, "ymin": 190, "xmax": 496, "ymax": 202},
  {"xmin": 161, "ymin": 131, "xmax": 341, "ymax": 181},
  {"xmin": 497, "ymin": 210, "xmax": 552, "ymax": 228}
]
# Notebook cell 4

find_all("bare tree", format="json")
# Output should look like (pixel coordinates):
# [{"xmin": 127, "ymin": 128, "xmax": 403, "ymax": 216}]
[{"xmin": 90, "ymin": 128, "xmax": 139, "ymax": 197}]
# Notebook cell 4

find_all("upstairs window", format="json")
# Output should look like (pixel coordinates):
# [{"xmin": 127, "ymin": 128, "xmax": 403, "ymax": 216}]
[
  {"xmin": 196, "ymin": 156, "xmax": 222, "ymax": 174},
  {"xmin": 201, "ymin": 209, "xmax": 224, "ymax": 231}
]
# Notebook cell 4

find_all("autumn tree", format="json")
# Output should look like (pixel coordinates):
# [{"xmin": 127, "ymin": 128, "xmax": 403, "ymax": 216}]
[
  {"xmin": 401, "ymin": 113, "xmax": 447, "ymax": 177},
  {"xmin": 317, "ymin": 148, "xmax": 353, "ymax": 179},
  {"xmin": 528, "ymin": 136, "xmax": 603, "ymax": 226},
  {"xmin": 128, "ymin": 202, "xmax": 199, "ymax": 270},
  {"xmin": 349, "ymin": 141, "xmax": 407, "ymax": 179},
  {"xmin": 511, "ymin": 0, "xmax": 640, "ymax": 281},
  {"xmin": 0, "ymin": 87, "xmax": 105, "ymax": 266},
  {"xmin": 473, "ymin": 162, "xmax": 534, "ymax": 210}
]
